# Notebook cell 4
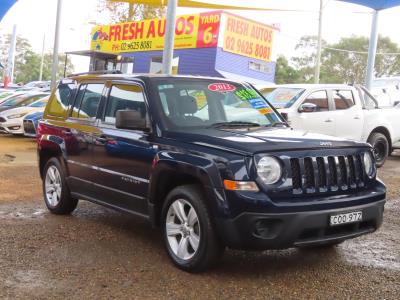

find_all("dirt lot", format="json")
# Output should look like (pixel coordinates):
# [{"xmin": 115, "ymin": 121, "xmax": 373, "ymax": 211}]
[{"xmin": 0, "ymin": 135, "xmax": 399, "ymax": 299}]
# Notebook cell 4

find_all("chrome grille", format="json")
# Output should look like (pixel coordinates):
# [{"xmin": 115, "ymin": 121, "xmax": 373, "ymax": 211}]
[
  {"xmin": 23, "ymin": 120, "xmax": 36, "ymax": 135},
  {"xmin": 290, "ymin": 154, "xmax": 366, "ymax": 194}
]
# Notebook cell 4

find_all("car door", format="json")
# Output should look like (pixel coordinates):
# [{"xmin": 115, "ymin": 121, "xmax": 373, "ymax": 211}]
[
  {"xmin": 91, "ymin": 81, "xmax": 156, "ymax": 216},
  {"xmin": 330, "ymin": 89, "xmax": 364, "ymax": 141},
  {"xmin": 294, "ymin": 90, "xmax": 336, "ymax": 136},
  {"xmin": 64, "ymin": 82, "xmax": 104, "ymax": 196}
]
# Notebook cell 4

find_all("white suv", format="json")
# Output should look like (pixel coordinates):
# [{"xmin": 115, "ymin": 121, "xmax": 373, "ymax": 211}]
[{"xmin": 265, "ymin": 84, "xmax": 400, "ymax": 167}]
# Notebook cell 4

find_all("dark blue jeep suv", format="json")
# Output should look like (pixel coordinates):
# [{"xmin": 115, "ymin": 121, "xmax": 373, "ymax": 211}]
[{"xmin": 37, "ymin": 74, "xmax": 386, "ymax": 272}]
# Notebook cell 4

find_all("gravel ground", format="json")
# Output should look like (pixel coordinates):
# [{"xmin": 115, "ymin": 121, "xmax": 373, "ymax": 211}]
[{"xmin": 0, "ymin": 135, "xmax": 399, "ymax": 299}]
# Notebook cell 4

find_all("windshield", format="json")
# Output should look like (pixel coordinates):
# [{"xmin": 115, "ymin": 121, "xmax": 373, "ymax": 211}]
[
  {"xmin": 155, "ymin": 79, "xmax": 282, "ymax": 129},
  {"xmin": 28, "ymin": 97, "xmax": 48, "ymax": 108},
  {"xmin": 266, "ymin": 87, "xmax": 305, "ymax": 108}
]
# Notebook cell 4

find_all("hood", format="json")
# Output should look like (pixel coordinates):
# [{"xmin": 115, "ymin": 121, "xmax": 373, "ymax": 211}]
[
  {"xmin": 164, "ymin": 127, "xmax": 367, "ymax": 155},
  {"xmin": 0, "ymin": 106, "xmax": 43, "ymax": 118},
  {"xmin": 24, "ymin": 111, "xmax": 43, "ymax": 120}
]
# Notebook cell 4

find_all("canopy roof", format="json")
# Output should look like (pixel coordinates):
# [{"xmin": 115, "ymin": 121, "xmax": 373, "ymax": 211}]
[
  {"xmin": 337, "ymin": 0, "xmax": 400, "ymax": 10},
  {"xmin": 0, "ymin": 0, "xmax": 16, "ymax": 21}
]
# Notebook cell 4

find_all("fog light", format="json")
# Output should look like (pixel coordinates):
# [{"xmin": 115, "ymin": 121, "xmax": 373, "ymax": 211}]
[{"xmin": 8, "ymin": 126, "xmax": 21, "ymax": 130}]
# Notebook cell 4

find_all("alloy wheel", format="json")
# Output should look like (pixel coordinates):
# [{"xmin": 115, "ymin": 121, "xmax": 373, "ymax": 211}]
[
  {"xmin": 45, "ymin": 165, "xmax": 62, "ymax": 207},
  {"xmin": 165, "ymin": 199, "xmax": 201, "ymax": 260}
]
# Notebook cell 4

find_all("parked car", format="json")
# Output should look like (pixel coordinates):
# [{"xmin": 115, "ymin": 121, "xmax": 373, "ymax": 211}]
[
  {"xmin": 16, "ymin": 81, "xmax": 51, "ymax": 92},
  {"xmin": 37, "ymin": 74, "xmax": 386, "ymax": 272},
  {"xmin": 0, "ymin": 92, "xmax": 49, "ymax": 113},
  {"xmin": 0, "ymin": 91, "xmax": 25, "ymax": 104},
  {"xmin": 266, "ymin": 84, "xmax": 400, "ymax": 167},
  {"xmin": 23, "ymin": 111, "xmax": 44, "ymax": 137},
  {"xmin": 0, "ymin": 96, "xmax": 48, "ymax": 135}
]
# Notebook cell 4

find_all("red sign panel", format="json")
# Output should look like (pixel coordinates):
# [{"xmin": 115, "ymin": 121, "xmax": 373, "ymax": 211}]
[{"xmin": 196, "ymin": 11, "xmax": 221, "ymax": 48}]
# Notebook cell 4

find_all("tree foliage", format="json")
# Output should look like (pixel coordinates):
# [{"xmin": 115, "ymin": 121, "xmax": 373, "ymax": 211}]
[
  {"xmin": 97, "ymin": 0, "xmax": 166, "ymax": 23},
  {"xmin": 0, "ymin": 34, "xmax": 74, "ymax": 84},
  {"xmin": 275, "ymin": 56, "xmax": 301, "ymax": 84},
  {"xmin": 284, "ymin": 35, "xmax": 400, "ymax": 84}
]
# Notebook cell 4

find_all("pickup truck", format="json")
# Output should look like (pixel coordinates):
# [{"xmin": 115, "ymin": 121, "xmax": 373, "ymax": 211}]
[
  {"xmin": 265, "ymin": 84, "xmax": 400, "ymax": 167},
  {"xmin": 37, "ymin": 74, "xmax": 386, "ymax": 272}
]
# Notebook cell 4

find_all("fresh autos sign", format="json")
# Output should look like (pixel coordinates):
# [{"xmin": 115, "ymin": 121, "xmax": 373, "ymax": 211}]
[
  {"xmin": 91, "ymin": 11, "xmax": 221, "ymax": 52},
  {"xmin": 222, "ymin": 13, "xmax": 275, "ymax": 62}
]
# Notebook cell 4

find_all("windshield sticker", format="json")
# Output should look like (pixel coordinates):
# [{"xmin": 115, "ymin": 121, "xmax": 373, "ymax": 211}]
[
  {"xmin": 249, "ymin": 98, "xmax": 269, "ymax": 109},
  {"xmin": 258, "ymin": 107, "xmax": 273, "ymax": 115},
  {"xmin": 208, "ymin": 83, "xmax": 236, "ymax": 93},
  {"xmin": 234, "ymin": 88, "xmax": 260, "ymax": 101}
]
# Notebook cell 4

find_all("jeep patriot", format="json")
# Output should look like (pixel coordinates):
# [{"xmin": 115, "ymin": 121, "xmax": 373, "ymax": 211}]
[{"xmin": 37, "ymin": 74, "xmax": 386, "ymax": 272}]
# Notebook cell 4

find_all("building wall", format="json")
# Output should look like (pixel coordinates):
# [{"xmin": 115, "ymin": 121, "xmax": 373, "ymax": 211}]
[
  {"xmin": 121, "ymin": 47, "xmax": 276, "ymax": 83},
  {"xmin": 122, "ymin": 48, "xmax": 220, "ymax": 77},
  {"xmin": 215, "ymin": 48, "xmax": 276, "ymax": 82}
]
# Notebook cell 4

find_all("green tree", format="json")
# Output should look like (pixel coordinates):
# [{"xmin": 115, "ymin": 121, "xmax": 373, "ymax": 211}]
[
  {"xmin": 15, "ymin": 53, "xmax": 74, "ymax": 84},
  {"xmin": 322, "ymin": 35, "xmax": 400, "ymax": 84},
  {"xmin": 291, "ymin": 34, "xmax": 400, "ymax": 84},
  {"xmin": 97, "ymin": 0, "xmax": 166, "ymax": 23},
  {"xmin": 291, "ymin": 35, "xmax": 327, "ymax": 82},
  {"xmin": 275, "ymin": 56, "xmax": 301, "ymax": 84},
  {"xmin": 0, "ymin": 34, "xmax": 74, "ymax": 84}
]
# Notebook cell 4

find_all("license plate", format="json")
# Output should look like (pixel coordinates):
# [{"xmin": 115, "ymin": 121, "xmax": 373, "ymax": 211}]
[{"xmin": 330, "ymin": 211, "xmax": 362, "ymax": 226}]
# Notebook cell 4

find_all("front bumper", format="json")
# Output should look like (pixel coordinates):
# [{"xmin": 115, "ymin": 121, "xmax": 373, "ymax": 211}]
[
  {"xmin": 217, "ymin": 198, "xmax": 385, "ymax": 250},
  {"xmin": 0, "ymin": 120, "xmax": 24, "ymax": 134}
]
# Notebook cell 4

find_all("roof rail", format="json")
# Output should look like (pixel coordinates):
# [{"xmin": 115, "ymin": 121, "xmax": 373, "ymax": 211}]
[{"xmin": 67, "ymin": 70, "xmax": 123, "ymax": 77}]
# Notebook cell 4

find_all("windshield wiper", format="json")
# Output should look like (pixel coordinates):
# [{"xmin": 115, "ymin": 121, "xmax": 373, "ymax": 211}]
[
  {"xmin": 270, "ymin": 121, "xmax": 289, "ymax": 127},
  {"xmin": 208, "ymin": 121, "xmax": 261, "ymax": 128}
]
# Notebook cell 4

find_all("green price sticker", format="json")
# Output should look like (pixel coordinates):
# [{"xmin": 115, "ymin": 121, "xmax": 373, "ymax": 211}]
[{"xmin": 235, "ymin": 89, "xmax": 260, "ymax": 101}]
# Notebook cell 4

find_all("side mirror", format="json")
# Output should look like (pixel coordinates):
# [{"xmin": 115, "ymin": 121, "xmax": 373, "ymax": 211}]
[
  {"xmin": 115, "ymin": 109, "xmax": 149, "ymax": 131},
  {"xmin": 299, "ymin": 102, "xmax": 318, "ymax": 113}
]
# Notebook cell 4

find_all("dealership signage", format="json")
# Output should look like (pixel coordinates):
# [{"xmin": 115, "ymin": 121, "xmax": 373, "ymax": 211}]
[
  {"xmin": 90, "ymin": 11, "xmax": 277, "ymax": 62},
  {"xmin": 222, "ymin": 14, "xmax": 275, "ymax": 62}
]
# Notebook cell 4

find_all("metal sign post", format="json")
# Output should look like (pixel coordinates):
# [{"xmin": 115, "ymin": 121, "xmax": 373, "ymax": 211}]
[
  {"xmin": 51, "ymin": 0, "xmax": 63, "ymax": 90},
  {"xmin": 161, "ymin": 0, "xmax": 177, "ymax": 75}
]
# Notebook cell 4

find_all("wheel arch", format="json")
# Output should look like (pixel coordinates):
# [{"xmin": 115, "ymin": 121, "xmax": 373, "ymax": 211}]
[
  {"xmin": 148, "ymin": 156, "xmax": 224, "ymax": 227},
  {"xmin": 367, "ymin": 126, "xmax": 392, "ymax": 151}
]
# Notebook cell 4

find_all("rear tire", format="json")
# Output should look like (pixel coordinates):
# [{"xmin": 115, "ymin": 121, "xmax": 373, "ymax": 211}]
[
  {"xmin": 42, "ymin": 157, "xmax": 78, "ymax": 215},
  {"xmin": 161, "ymin": 184, "xmax": 224, "ymax": 272},
  {"xmin": 368, "ymin": 132, "xmax": 389, "ymax": 168}
]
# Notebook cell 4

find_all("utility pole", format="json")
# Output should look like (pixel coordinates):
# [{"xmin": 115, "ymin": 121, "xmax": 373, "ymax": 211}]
[
  {"xmin": 314, "ymin": 0, "xmax": 324, "ymax": 84},
  {"xmin": 161, "ymin": 0, "xmax": 177, "ymax": 74},
  {"xmin": 51, "ymin": 0, "xmax": 62, "ymax": 90},
  {"xmin": 39, "ymin": 34, "xmax": 45, "ymax": 81}
]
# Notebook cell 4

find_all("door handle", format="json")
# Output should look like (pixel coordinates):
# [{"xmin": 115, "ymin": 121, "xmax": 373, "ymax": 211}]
[{"xmin": 324, "ymin": 119, "xmax": 333, "ymax": 123}]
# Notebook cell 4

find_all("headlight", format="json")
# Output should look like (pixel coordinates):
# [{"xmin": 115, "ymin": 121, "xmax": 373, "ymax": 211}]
[
  {"xmin": 257, "ymin": 156, "xmax": 282, "ymax": 184},
  {"xmin": 7, "ymin": 113, "xmax": 27, "ymax": 119},
  {"xmin": 363, "ymin": 151, "xmax": 374, "ymax": 177}
]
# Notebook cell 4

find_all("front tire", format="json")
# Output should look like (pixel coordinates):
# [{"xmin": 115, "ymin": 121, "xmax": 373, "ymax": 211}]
[
  {"xmin": 161, "ymin": 185, "xmax": 224, "ymax": 272},
  {"xmin": 368, "ymin": 132, "xmax": 389, "ymax": 168},
  {"xmin": 43, "ymin": 157, "xmax": 78, "ymax": 215}
]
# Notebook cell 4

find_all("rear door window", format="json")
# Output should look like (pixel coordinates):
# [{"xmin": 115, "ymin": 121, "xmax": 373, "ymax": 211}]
[
  {"xmin": 333, "ymin": 90, "xmax": 355, "ymax": 110},
  {"xmin": 70, "ymin": 83, "xmax": 104, "ymax": 120}
]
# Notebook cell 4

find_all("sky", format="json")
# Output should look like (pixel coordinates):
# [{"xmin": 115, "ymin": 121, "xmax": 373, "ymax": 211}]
[{"xmin": 1, "ymin": 0, "xmax": 400, "ymax": 72}]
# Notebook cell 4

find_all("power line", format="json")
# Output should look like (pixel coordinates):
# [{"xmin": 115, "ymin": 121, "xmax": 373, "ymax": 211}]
[{"xmin": 323, "ymin": 46, "xmax": 400, "ymax": 56}]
